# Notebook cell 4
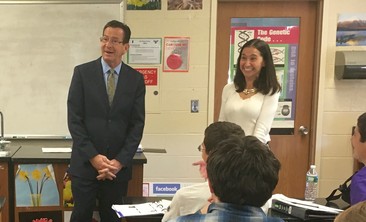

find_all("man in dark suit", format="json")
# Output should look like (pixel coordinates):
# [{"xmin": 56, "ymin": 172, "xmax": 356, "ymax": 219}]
[{"xmin": 67, "ymin": 20, "xmax": 145, "ymax": 222}]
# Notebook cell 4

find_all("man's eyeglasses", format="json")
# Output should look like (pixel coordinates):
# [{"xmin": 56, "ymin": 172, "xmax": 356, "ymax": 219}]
[
  {"xmin": 100, "ymin": 36, "xmax": 123, "ymax": 46},
  {"xmin": 197, "ymin": 144, "xmax": 205, "ymax": 152}
]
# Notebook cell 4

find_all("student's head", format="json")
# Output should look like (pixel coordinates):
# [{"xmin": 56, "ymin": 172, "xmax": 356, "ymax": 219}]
[
  {"xmin": 357, "ymin": 113, "xmax": 366, "ymax": 142},
  {"xmin": 100, "ymin": 20, "xmax": 131, "ymax": 68},
  {"xmin": 207, "ymin": 135, "xmax": 281, "ymax": 207},
  {"xmin": 334, "ymin": 200, "xmax": 366, "ymax": 222},
  {"xmin": 233, "ymin": 38, "xmax": 281, "ymax": 95},
  {"xmin": 200, "ymin": 121, "xmax": 245, "ymax": 162},
  {"xmin": 352, "ymin": 113, "xmax": 366, "ymax": 164}
]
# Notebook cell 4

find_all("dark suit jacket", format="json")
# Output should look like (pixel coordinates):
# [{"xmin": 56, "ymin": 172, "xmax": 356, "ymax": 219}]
[{"xmin": 67, "ymin": 58, "xmax": 145, "ymax": 181}]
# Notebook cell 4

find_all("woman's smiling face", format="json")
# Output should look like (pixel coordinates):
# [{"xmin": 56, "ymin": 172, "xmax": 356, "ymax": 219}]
[{"xmin": 239, "ymin": 46, "xmax": 265, "ymax": 81}]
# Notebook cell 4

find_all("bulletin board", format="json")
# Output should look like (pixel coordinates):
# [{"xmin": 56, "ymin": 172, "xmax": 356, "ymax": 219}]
[{"xmin": 0, "ymin": 1, "xmax": 122, "ymax": 137}]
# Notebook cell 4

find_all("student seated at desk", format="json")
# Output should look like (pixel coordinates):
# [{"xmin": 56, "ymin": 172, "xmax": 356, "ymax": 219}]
[
  {"xmin": 168, "ymin": 135, "xmax": 283, "ymax": 222},
  {"xmin": 334, "ymin": 200, "xmax": 366, "ymax": 222},
  {"xmin": 162, "ymin": 121, "xmax": 245, "ymax": 221},
  {"xmin": 350, "ymin": 112, "xmax": 366, "ymax": 206}
]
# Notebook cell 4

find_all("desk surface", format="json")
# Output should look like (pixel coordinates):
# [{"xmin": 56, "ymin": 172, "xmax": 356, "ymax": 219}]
[
  {"xmin": 268, "ymin": 198, "xmax": 348, "ymax": 222},
  {"xmin": 11, "ymin": 146, "xmax": 147, "ymax": 164},
  {"xmin": 0, "ymin": 145, "xmax": 21, "ymax": 161}
]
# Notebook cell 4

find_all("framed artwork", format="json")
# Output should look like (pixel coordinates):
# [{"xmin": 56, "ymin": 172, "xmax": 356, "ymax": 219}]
[{"xmin": 15, "ymin": 164, "xmax": 59, "ymax": 207}]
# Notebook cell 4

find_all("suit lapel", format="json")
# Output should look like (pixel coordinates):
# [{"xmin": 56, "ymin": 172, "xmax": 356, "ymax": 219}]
[{"xmin": 113, "ymin": 63, "xmax": 129, "ymax": 107}]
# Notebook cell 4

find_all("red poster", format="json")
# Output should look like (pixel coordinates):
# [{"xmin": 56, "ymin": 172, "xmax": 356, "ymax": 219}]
[{"xmin": 163, "ymin": 37, "xmax": 190, "ymax": 72}]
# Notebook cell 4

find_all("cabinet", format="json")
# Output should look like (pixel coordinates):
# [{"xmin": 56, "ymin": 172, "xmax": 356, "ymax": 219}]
[
  {"xmin": 0, "ymin": 197, "xmax": 5, "ymax": 222},
  {"xmin": 0, "ymin": 145, "xmax": 21, "ymax": 222},
  {"xmin": 0, "ymin": 163, "xmax": 8, "ymax": 222},
  {"xmin": 12, "ymin": 146, "xmax": 146, "ymax": 222}
]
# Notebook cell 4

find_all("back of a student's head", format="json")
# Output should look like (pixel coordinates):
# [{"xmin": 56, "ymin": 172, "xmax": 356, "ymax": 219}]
[
  {"xmin": 207, "ymin": 135, "xmax": 281, "ymax": 207},
  {"xmin": 357, "ymin": 112, "xmax": 366, "ymax": 142},
  {"xmin": 203, "ymin": 121, "xmax": 245, "ymax": 155},
  {"xmin": 335, "ymin": 200, "xmax": 366, "ymax": 222}
]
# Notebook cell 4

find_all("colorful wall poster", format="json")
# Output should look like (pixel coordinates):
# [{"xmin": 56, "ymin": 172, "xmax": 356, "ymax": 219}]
[
  {"xmin": 337, "ymin": 13, "xmax": 366, "ymax": 46},
  {"xmin": 168, "ymin": 0, "xmax": 202, "ymax": 10},
  {"xmin": 163, "ymin": 37, "xmax": 190, "ymax": 72},
  {"xmin": 127, "ymin": 0, "xmax": 161, "ymax": 10},
  {"xmin": 15, "ymin": 164, "xmax": 60, "ymax": 206},
  {"xmin": 230, "ymin": 18, "xmax": 300, "ymax": 132}
]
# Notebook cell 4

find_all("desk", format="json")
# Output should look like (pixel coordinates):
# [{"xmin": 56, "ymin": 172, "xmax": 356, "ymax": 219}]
[
  {"xmin": 11, "ymin": 146, "xmax": 147, "ymax": 222},
  {"xmin": 0, "ymin": 145, "xmax": 21, "ymax": 222},
  {"xmin": 119, "ymin": 197, "xmax": 346, "ymax": 222},
  {"xmin": 268, "ymin": 198, "xmax": 348, "ymax": 222},
  {"xmin": 268, "ymin": 209, "xmax": 336, "ymax": 222}
]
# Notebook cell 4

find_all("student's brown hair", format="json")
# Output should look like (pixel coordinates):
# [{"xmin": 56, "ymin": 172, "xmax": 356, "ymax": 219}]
[{"xmin": 334, "ymin": 201, "xmax": 366, "ymax": 222}]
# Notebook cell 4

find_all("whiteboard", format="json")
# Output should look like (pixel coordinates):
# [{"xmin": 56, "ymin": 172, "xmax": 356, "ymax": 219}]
[{"xmin": 0, "ymin": 2, "xmax": 122, "ymax": 137}]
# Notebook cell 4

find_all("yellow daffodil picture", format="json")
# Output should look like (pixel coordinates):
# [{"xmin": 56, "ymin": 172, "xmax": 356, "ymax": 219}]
[{"xmin": 15, "ymin": 164, "xmax": 59, "ymax": 207}]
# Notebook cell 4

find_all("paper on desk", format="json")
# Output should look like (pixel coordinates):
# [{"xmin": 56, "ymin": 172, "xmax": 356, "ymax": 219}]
[
  {"xmin": 136, "ymin": 144, "xmax": 144, "ymax": 153},
  {"xmin": 0, "ymin": 151, "xmax": 9, "ymax": 157},
  {"xmin": 271, "ymin": 194, "xmax": 343, "ymax": 214},
  {"xmin": 112, "ymin": 199, "xmax": 171, "ymax": 218},
  {"xmin": 42, "ymin": 147, "xmax": 72, "ymax": 153}
]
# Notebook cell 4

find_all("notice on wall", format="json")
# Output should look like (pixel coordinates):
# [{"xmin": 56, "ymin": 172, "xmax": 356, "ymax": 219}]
[
  {"xmin": 163, "ymin": 37, "xmax": 190, "ymax": 72},
  {"xmin": 127, "ymin": 38, "xmax": 162, "ymax": 64},
  {"xmin": 230, "ymin": 18, "xmax": 300, "ymax": 132}
]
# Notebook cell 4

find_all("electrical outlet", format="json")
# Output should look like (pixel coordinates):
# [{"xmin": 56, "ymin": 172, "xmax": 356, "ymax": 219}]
[{"xmin": 191, "ymin": 100, "xmax": 199, "ymax": 113}]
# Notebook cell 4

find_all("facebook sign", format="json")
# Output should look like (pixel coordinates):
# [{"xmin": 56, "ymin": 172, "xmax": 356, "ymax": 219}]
[{"xmin": 152, "ymin": 183, "xmax": 181, "ymax": 195}]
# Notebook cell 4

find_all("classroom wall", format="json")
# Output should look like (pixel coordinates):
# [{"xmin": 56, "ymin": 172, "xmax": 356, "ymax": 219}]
[
  {"xmin": 124, "ymin": 0, "xmax": 214, "ymax": 184},
  {"xmin": 316, "ymin": 0, "xmax": 366, "ymax": 197}
]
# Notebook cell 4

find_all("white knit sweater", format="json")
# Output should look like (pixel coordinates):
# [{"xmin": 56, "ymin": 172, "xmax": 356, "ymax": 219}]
[{"xmin": 218, "ymin": 83, "xmax": 279, "ymax": 144}]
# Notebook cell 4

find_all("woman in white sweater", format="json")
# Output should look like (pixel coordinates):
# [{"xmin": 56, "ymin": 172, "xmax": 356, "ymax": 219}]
[{"xmin": 219, "ymin": 39, "xmax": 281, "ymax": 144}]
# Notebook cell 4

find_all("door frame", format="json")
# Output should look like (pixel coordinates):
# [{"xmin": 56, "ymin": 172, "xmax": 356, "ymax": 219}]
[{"xmin": 208, "ymin": 0, "xmax": 324, "ymax": 165}]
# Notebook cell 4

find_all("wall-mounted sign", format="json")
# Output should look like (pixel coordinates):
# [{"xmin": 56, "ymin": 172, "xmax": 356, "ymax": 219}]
[
  {"xmin": 135, "ymin": 68, "xmax": 158, "ymax": 86},
  {"xmin": 128, "ymin": 38, "xmax": 162, "ymax": 64},
  {"xmin": 163, "ymin": 37, "xmax": 190, "ymax": 72}
]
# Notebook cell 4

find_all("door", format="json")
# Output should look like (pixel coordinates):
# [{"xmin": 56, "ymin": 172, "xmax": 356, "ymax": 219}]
[{"xmin": 215, "ymin": 0, "xmax": 321, "ymax": 198}]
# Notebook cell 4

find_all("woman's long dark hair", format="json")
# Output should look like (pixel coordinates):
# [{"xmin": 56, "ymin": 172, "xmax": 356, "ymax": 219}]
[{"xmin": 233, "ymin": 39, "xmax": 281, "ymax": 95}]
